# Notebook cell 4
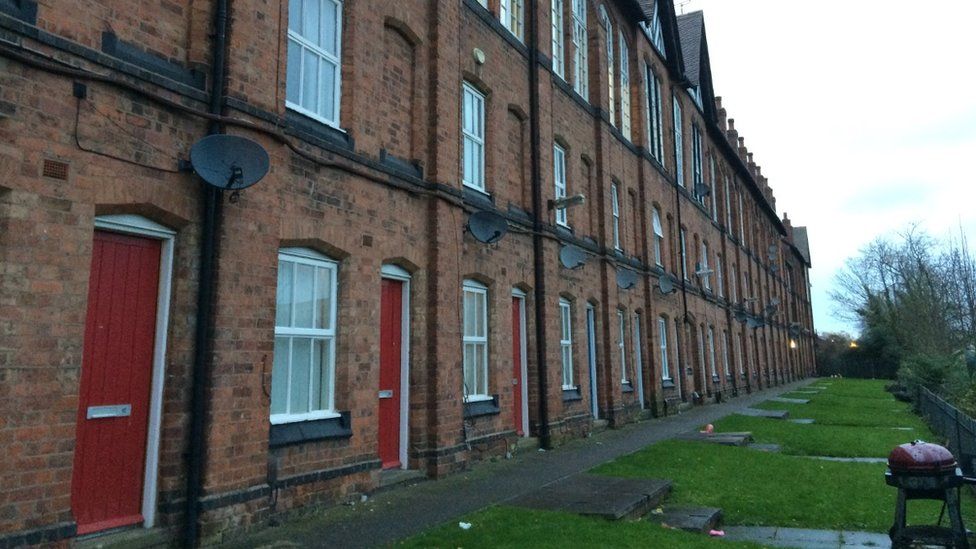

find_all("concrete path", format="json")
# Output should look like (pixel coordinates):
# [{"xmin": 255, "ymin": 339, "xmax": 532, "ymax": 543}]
[
  {"xmin": 723, "ymin": 526, "xmax": 891, "ymax": 548},
  {"xmin": 220, "ymin": 381, "xmax": 809, "ymax": 548}
]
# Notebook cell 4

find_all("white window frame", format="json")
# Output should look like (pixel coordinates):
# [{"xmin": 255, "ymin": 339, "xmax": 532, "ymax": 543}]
[
  {"xmin": 652, "ymin": 207, "xmax": 664, "ymax": 266},
  {"xmin": 572, "ymin": 0, "xmax": 589, "ymax": 100},
  {"xmin": 619, "ymin": 30, "xmax": 631, "ymax": 139},
  {"xmin": 553, "ymin": 143, "xmax": 569, "ymax": 227},
  {"xmin": 735, "ymin": 332, "xmax": 744, "ymax": 375},
  {"xmin": 701, "ymin": 241, "xmax": 710, "ymax": 291},
  {"xmin": 731, "ymin": 263, "xmax": 738, "ymax": 302},
  {"xmin": 462, "ymin": 280, "xmax": 490, "ymax": 401},
  {"xmin": 673, "ymin": 95, "xmax": 684, "ymax": 186},
  {"xmin": 272, "ymin": 248, "xmax": 340, "ymax": 425},
  {"xmin": 658, "ymin": 316, "xmax": 671, "ymax": 380},
  {"xmin": 286, "ymin": 0, "xmax": 343, "ymax": 128},
  {"xmin": 737, "ymin": 188, "xmax": 745, "ymax": 242},
  {"xmin": 698, "ymin": 325, "xmax": 707, "ymax": 388},
  {"xmin": 560, "ymin": 299, "xmax": 575, "ymax": 389},
  {"xmin": 600, "ymin": 7, "xmax": 614, "ymax": 126},
  {"xmin": 649, "ymin": 1, "xmax": 666, "ymax": 56},
  {"xmin": 691, "ymin": 125, "xmax": 703, "ymax": 202},
  {"xmin": 645, "ymin": 65, "xmax": 663, "ymax": 162},
  {"xmin": 724, "ymin": 175, "xmax": 733, "ymax": 231},
  {"xmin": 716, "ymin": 255, "xmax": 724, "ymax": 297},
  {"xmin": 551, "ymin": 0, "xmax": 565, "ymax": 78},
  {"xmin": 611, "ymin": 183, "xmax": 621, "ymax": 251},
  {"xmin": 722, "ymin": 330, "xmax": 731, "ymax": 377},
  {"xmin": 461, "ymin": 82, "xmax": 486, "ymax": 192},
  {"xmin": 707, "ymin": 326, "xmax": 717, "ymax": 378},
  {"xmin": 500, "ymin": 0, "xmax": 524, "ymax": 41},
  {"xmin": 709, "ymin": 157, "xmax": 718, "ymax": 221},
  {"xmin": 618, "ymin": 310, "xmax": 628, "ymax": 384}
]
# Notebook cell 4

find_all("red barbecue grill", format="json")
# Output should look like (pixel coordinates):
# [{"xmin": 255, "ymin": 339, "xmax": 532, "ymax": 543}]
[{"xmin": 885, "ymin": 440, "xmax": 970, "ymax": 548}]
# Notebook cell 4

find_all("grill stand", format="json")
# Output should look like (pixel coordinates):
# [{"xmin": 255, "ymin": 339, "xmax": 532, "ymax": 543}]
[{"xmin": 886, "ymin": 469, "xmax": 969, "ymax": 549}]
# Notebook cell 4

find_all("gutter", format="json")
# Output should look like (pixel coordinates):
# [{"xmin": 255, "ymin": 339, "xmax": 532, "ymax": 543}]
[
  {"xmin": 185, "ymin": 0, "xmax": 229, "ymax": 545},
  {"xmin": 527, "ymin": 0, "xmax": 551, "ymax": 450}
]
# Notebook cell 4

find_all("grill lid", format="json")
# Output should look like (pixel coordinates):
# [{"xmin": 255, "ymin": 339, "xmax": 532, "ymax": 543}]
[{"xmin": 888, "ymin": 440, "xmax": 957, "ymax": 473}]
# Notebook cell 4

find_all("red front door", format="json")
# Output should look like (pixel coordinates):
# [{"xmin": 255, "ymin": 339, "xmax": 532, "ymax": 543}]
[
  {"xmin": 72, "ymin": 231, "xmax": 160, "ymax": 534},
  {"xmin": 378, "ymin": 278, "xmax": 404, "ymax": 469},
  {"xmin": 512, "ymin": 296, "xmax": 525, "ymax": 436}
]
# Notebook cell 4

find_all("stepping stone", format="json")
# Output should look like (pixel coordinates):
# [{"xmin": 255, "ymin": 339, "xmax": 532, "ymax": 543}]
[
  {"xmin": 675, "ymin": 431, "xmax": 753, "ymax": 446},
  {"xmin": 771, "ymin": 397, "xmax": 810, "ymax": 404},
  {"xmin": 890, "ymin": 427, "xmax": 914, "ymax": 431},
  {"xmin": 738, "ymin": 407, "xmax": 789, "ymax": 419},
  {"xmin": 650, "ymin": 505, "xmax": 722, "ymax": 533},
  {"xmin": 802, "ymin": 456, "xmax": 888, "ymax": 464},
  {"xmin": 510, "ymin": 474, "xmax": 671, "ymax": 520},
  {"xmin": 793, "ymin": 390, "xmax": 821, "ymax": 394},
  {"xmin": 748, "ymin": 443, "xmax": 781, "ymax": 453},
  {"xmin": 788, "ymin": 418, "xmax": 816, "ymax": 424}
]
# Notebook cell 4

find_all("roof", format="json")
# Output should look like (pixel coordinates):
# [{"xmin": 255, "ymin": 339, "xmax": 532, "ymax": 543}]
[
  {"xmin": 635, "ymin": 0, "xmax": 687, "ymax": 82},
  {"xmin": 793, "ymin": 227, "xmax": 812, "ymax": 267},
  {"xmin": 676, "ymin": 11, "xmax": 704, "ymax": 87}
]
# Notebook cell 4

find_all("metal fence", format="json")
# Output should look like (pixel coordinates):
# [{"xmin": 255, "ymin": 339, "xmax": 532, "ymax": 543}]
[{"xmin": 916, "ymin": 386, "xmax": 976, "ymax": 476}]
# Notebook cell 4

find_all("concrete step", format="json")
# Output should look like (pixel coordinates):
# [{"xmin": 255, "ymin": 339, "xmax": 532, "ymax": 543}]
[
  {"xmin": 377, "ymin": 468, "xmax": 427, "ymax": 491},
  {"xmin": 675, "ymin": 431, "xmax": 753, "ymax": 446},
  {"xmin": 771, "ymin": 397, "xmax": 810, "ymax": 404},
  {"xmin": 738, "ymin": 407, "xmax": 789, "ymax": 419},
  {"xmin": 74, "ymin": 527, "xmax": 170, "ymax": 549},
  {"xmin": 515, "ymin": 436, "xmax": 541, "ymax": 451},
  {"xmin": 591, "ymin": 419, "xmax": 610, "ymax": 434},
  {"xmin": 649, "ymin": 505, "xmax": 723, "ymax": 534},
  {"xmin": 510, "ymin": 474, "xmax": 672, "ymax": 521}
]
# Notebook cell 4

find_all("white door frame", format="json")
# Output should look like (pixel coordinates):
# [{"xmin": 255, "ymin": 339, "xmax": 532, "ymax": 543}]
[
  {"xmin": 512, "ymin": 289, "xmax": 529, "ymax": 437},
  {"xmin": 92, "ymin": 214, "xmax": 175, "ymax": 529},
  {"xmin": 381, "ymin": 265, "xmax": 411, "ymax": 468},
  {"xmin": 586, "ymin": 304, "xmax": 599, "ymax": 419},
  {"xmin": 633, "ymin": 312, "xmax": 645, "ymax": 410}
]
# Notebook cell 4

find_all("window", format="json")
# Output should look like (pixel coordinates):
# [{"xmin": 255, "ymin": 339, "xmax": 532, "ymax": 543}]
[
  {"xmin": 735, "ymin": 333, "xmax": 743, "ymax": 375},
  {"xmin": 642, "ymin": 1, "xmax": 666, "ymax": 57},
  {"xmin": 551, "ymin": 0, "xmax": 565, "ymax": 77},
  {"xmin": 572, "ymin": 0, "xmax": 588, "ymax": 99},
  {"xmin": 722, "ymin": 331, "xmax": 730, "ymax": 376},
  {"xmin": 560, "ymin": 299, "xmax": 574, "ymax": 389},
  {"xmin": 462, "ymin": 281, "xmax": 489, "ymax": 400},
  {"xmin": 673, "ymin": 96, "xmax": 683, "ymax": 186},
  {"xmin": 600, "ymin": 8, "xmax": 614, "ymax": 126},
  {"xmin": 710, "ymin": 157, "xmax": 718, "ymax": 221},
  {"xmin": 619, "ymin": 31, "xmax": 631, "ymax": 139},
  {"xmin": 691, "ymin": 125, "xmax": 703, "ymax": 202},
  {"xmin": 652, "ymin": 207, "xmax": 664, "ymax": 266},
  {"xmin": 697, "ymin": 325, "xmax": 706, "ymax": 385},
  {"xmin": 645, "ymin": 66, "xmax": 664, "ymax": 162},
  {"xmin": 500, "ymin": 0, "xmax": 524, "ymax": 41},
  {"xmin": 461, "ymin": 83, "xmax": 486, "ymax": 192},
  {"xmin": 611, "ymin": 183, "xmax": 621, "ymax": 250},
  {"xmin": 272, "ymin": 249, "xmax": 339, "ymax": 424},
  {"xmin": 553, "ymin": 143, "xmax": 568, "ymax": 226},
  {"xmin": 658, "ymin": 316, "xmax": 670, "ymax": 380},
  {"xmin": 680, "ymin": 228, "xmax": 688, "ymax": 280},
  {"xmin": 633, "ymin": 312, "xmax": 643, "ymax": 393},
  {"xmin": 716, "ymin": 255, "xmax": 724, "ymax": 297},
  {"xmin": 707, "ymin": 326, "xmax": 717, "ymax": 377},
  {"xmin": 724, "ymin": 176, "xmax": 732, "ymax": 231},
  {"xmin": 737, "ymin": 189, "xmax": 745, "ymax": 242},
  {"xmin": 731, "ymin": 263, "xmax": 738, "ymax": 302},
  {"xmin": 700, "ymin": 241, "xmax": 710, "ymax": 291},
  {"xmin": 286, "ymin": 0, "xmax": 343, "ymax": 127},
  {"xmin": 618, "ymin": 310, "xmax": 628, "ymax": 383}
]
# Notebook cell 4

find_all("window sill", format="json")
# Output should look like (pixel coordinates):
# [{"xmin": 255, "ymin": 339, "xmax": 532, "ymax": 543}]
[
  {"xmin": 463, "ymin": 395, "xmax": 500, "ymax": 419},
  {"xmin": 285, "ymin": 109, "xmax": 354, "ymax": 151},
  {"xmin": 269, "ymin": 411, "xmax": 352, "ymax": 448},
  {"xmin": 662, "ymin": 379, "xmax": 676, "ymax": 389},
  {"xmin": 562, "ymin": 386, "xmax": 582, "ymax": 402},
  {"xmin": 712, "ymin": 375, "xmax": 720, "ymax": 383},
  {"xmin": 621, "ymin": 382, "xmax": 635, "ymax": 393}
]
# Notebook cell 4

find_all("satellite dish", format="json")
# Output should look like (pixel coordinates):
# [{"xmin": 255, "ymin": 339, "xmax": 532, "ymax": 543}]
[
  {"xmin": 616, "ymin": 268, "xmax": 638, "ymax": 290},
  {"xmin": 734, "ymin": 310, "xmax": 748, "ymax": 323},
  {"xmin": 190, "ymin": 134, "xmax": 270, "ymax": 190},
  {"xmin": 558, "ymin": 245, "xmax": 588, "ymax": 269},
  {"xmin": 770, "ymin": 264, "xmax": 779, "ymax": 273},
  {"xmin": 771, "ymin": 298, "xmax": 781, "ymax": 306},
  {"xmin": 694, "ymin": 183, "xmax": 711, "ymax": 197},
  {"xmin": 747, "ymin": 317, "xmax": 765, "ymax": 329},
  {"xmin": 467, "ymin": 211, "xmax": 508, "ymax": 244},
  {"xmin": 658, "ymin": 274, "xmax": 676, "ymax": 295}
]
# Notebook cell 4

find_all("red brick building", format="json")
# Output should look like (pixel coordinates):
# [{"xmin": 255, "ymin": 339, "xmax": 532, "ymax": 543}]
[{"xmin": 0, "ymin": 0, "xmax": 815, "ymax": 545}]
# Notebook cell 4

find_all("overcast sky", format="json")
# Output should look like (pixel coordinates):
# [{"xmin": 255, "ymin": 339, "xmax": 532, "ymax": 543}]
[{"xmin": 678, "ymin": 0, "xmax": 976, "ymax": 335}]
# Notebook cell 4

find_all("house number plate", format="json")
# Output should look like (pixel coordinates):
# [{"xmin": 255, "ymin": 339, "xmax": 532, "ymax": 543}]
[
  {"xmin": 86, "ymin": 404, "xmax": 132, "ymax": 419},
  {"xmin": 378, "ymin": 390, "xmax": 394, "ymax": 399}
]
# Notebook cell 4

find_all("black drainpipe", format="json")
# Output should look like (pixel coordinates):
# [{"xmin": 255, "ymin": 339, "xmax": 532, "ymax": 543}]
[
  {"xmin": 527, "ymin": 0, "xmax": 551, "ymax": 450},
  {"xmin": 185, "ymin": 0, "xmax": 229, "ymax": 545}
]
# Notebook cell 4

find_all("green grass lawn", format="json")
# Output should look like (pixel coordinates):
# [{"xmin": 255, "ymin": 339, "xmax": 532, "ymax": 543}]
[
  {"xmin": 592, "ymin": 439, "xmax": 974, "ymax": 532},
  {"xmin": 712, "ymin": 414, "xmax": 929, "ymax": 457},
  {"xmin": 398, "ymin": 506, "xmax": 765, "ymax": 548},
  {"xmin": 756, "ymin": 394, "xmax": 930, "ymax": 430}
]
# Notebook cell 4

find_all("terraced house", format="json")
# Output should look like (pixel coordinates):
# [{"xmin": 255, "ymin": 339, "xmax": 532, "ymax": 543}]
[{"xmin": 0, "ymin": 0, "xmax": 816, "ymax": 545}]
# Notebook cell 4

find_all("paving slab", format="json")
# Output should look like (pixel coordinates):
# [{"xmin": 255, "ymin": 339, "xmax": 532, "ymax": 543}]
[
  {"xmin": 771, "ymin": 397, "xmax": 810, "ymax": 404},
  {"xmin": 674, "ymin": 431, "xmax": 752, "ymax": 446},
  {"xmin": 509, "ymin": 474, "xmax": 671, "ymax": 520},
  {"xmin": 650, "ymin": 505, "xmax": 722, "ymax": 533},
  {"xmin": 738, "ymin": 407, "xmax": 790, "ymax": 419},
  {"xmin": 841, "ymin": 530, "xmax": 892, "ymax": 547},
  {"xmin": 748, "ymin": 443, "xmax": 781, "ymax": 452},
  {"xmin": 788, "ymin": 418, "xmax": 816, "ymax": 424},
  {"xmin": 724, "ymin": 526, "xmax": 891, "ymax": 548},
  {"xmin": 802, "ymin": 456, "xmax": 887, "ymax": 464}
]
